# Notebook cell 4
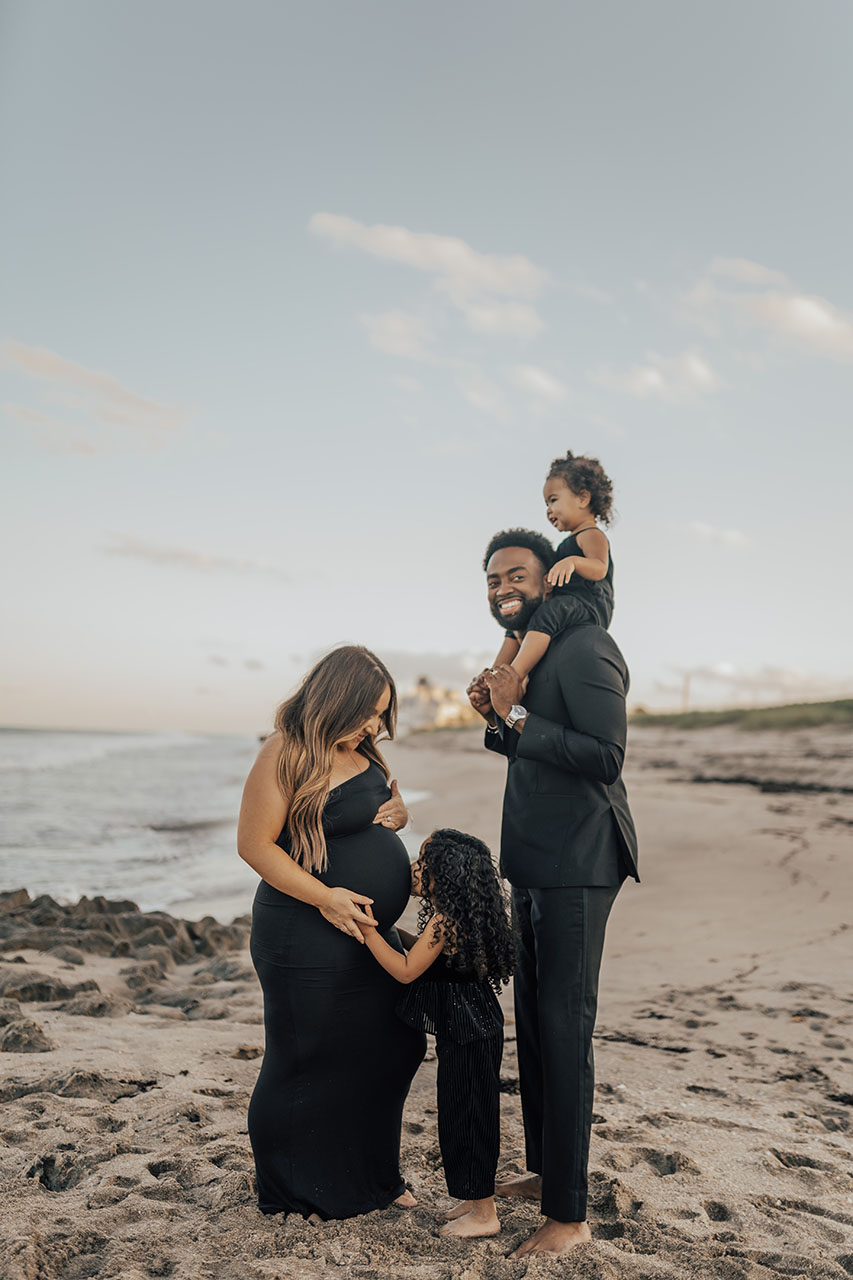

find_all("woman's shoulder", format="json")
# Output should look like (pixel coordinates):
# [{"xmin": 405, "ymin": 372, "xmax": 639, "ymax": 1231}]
[{"xmin": 254, "ymin": 730, "xmax": 284, "ymax": 773}]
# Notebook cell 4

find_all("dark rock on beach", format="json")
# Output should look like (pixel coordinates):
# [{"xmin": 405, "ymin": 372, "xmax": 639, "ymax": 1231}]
[
  {"xmin": 0, "ymin": 1017, "xmax": 54, "ymax": 1053},
  {"xmin": 47, "ymin": 945, "xmax": 86, "ymax": 965},
  {"xmin": 0, "ymin": 968, "xmax": 99, "ymax": 1003},
  {"xmin": 0, "ymin": 889, "xmax": 249, "ymax": 970},
  {"xmin": 61, "ymin": 992, "xmax": 131, "ymax": 1018},
  {"xmin": 0, "ymin": 996, "xmax": 24, "ymax": 1025}
]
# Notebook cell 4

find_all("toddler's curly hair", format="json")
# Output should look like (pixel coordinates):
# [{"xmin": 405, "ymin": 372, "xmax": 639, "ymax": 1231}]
[
  {"xmin": 417, "ymin": 828, "xmax": 514, "ymax": 992},
  {"xmin": 548, "ymin": 450, "xmax": 614, "ymax": 525}
]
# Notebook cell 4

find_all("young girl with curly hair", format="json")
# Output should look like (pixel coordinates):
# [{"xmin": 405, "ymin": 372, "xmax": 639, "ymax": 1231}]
[
  {"xmin": 492, "ymin": 449, "xmax": 615, "ymax": 681},
  {"xmin": 360, "ymin": 828, "xmax": 514, "ymax": 1239}
]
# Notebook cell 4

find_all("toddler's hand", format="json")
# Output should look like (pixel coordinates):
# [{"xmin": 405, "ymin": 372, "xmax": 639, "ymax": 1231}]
[
  {"xmin": 466, "ymin": 671, "xmax": 493, "ymax": 719},
  {"xmin": 547, "ymin": 557, "xmax": 575, "ymax": 588}
]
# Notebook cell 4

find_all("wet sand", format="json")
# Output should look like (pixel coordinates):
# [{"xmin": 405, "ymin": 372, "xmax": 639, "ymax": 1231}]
[{"xmin": 1, "ymin": 724, "xmax": 852, "ymax": 1279}]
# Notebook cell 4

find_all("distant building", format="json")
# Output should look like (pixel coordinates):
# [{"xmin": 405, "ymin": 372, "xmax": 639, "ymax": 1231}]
[{"xmin": 398, "ymin": 676, "xmax": 481, "ymax": 734}]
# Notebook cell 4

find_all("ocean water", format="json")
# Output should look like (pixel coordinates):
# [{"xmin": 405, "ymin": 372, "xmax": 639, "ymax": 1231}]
[{"xmin": 0, "ymin": 729, "xmax": 427, "ymax": 924}]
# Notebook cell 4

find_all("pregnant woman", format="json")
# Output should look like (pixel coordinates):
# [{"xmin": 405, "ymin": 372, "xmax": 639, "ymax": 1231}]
[{"xmin": 237, "ymin": 645, "xmax": 426, "ymax": 1220}]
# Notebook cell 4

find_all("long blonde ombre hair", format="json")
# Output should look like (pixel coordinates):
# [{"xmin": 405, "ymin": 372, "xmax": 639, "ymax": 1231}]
[{"xmin": 274, "ymin": 645, "xmax": 397, "ymax": 873}]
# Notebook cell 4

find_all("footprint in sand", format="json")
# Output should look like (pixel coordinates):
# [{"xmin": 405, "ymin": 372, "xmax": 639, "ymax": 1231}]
[
  {"xmin": 605, "ymin": 1146, "xmax": 701, "ymax": 1176},
  {"xmin": 768, "ymin": 1148, "xmax": 834, "ymax": 1172},
  {"xmin": 752, "ymin": 1195, "xmax": 853, "ymax": 1236},
  {"xmin": 704, "ymin": 1199, "xmax": 735, "ymax": 1222}
]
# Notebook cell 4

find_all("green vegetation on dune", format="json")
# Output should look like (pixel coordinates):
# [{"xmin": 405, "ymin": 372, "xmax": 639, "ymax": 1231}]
[{"xmin": 630, "ymin": 699, "xmax": 853, "ymax": 731}]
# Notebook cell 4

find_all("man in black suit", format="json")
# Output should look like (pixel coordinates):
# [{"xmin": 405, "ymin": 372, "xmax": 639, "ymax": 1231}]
[{"xmin": 467, "ymin": 528, "xmax": 638, "ymax": 1260}]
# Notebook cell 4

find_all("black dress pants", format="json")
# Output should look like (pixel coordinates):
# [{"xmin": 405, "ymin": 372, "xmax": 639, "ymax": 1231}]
[
  {"xmin": 435, "ymin": 1032, "xmax": 503, "ymax": 1200},
  {"xmin": 511, "ymin": 883, "xmax": 621, "ymax": 1222}
]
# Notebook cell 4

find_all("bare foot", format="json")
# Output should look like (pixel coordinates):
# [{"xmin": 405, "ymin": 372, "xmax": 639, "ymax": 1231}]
[
  {"xmin": 439, "ymin": 1199, "xmax": 474, "ymax": 1221},
  {"xmin": 509, "ymin": 1219, "xmax": 592, "ymax": 1259},
  {"xmin": 439, "ymin": 1209, "xmax": 501, "ymax": 1239},
  {"xmin": 495, "ymin": 1173, "xmax": 542, "ymax": 1201},
  {"xmin": 393, "ymin": 1188, "xmax": 417, "ymax": 1208}
]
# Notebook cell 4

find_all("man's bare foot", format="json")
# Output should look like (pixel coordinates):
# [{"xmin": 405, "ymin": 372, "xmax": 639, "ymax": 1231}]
[
  {"xmin": 393, "ymin": 1188, "xmax": 417, "ymax": 1208},
  {"xmin": 439, "ymin": 1208, "xmax": 500, "ymax": 1239},
  {"xmin": 509, "ymin": 1219, "xmax": 591, "ymax": 1259},
  {"xmin": 495, "ymin": 1173, "xmax": 542, "ymax": 1201},
  {"xmin": 439, "ymin": 1199, "xmax": 474, "ymax": 1221}
]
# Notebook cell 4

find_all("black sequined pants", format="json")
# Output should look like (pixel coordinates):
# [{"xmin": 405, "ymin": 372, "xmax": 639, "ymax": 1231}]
[{"xmin": 435, "ymin": 1031, "xmax": 503, "ymax": 1200}]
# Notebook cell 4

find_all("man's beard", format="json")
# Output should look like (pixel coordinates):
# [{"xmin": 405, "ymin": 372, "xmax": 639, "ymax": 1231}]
[{"xmin": 490, "ymin": 592, "xmax": 545, "ymax": 633}]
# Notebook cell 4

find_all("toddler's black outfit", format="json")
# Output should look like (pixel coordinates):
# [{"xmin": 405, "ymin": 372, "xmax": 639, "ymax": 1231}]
[{"xmin": 525, "ymin": 530, "xmax": 613, "ymax": 635}]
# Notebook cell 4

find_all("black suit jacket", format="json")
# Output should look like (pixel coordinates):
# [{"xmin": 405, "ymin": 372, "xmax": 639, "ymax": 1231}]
[{"xmin": 486, "ymin": 625, "xmax": 639, "ymax": 888}]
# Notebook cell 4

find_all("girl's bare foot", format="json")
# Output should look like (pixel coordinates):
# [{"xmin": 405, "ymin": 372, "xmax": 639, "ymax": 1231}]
[
  {"xmin": 393, "ymin": 1188, "xmax": 417, "ymax": 1208},
  {"xmin": 495, "ymin": 1173, "xmax": 541, "ymax": 1200},
  {"xmin": 509, "ymin": 1219, "xmax": 591, "ymax": 1258},
  {"xmin": 439, "ymin": 1208, "xmax": 500, "ymax": 1239}
]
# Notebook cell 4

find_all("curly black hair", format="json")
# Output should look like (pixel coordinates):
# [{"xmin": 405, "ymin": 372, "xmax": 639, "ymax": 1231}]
[
  {"xmin": 482, "ymin": 527, "xmax": 555, "ymax": 573},
  {"xmin": 416, "ymin": 828, "xmax": 515, "ymax": 992},
  {"xmin": 547, "ymin": 451, "xmax": 614, "ymax": 525}
]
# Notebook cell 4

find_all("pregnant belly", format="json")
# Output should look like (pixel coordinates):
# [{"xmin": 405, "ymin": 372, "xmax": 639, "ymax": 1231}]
[{"xmin": 318, "ymin": 826, "xmax": 413, "ymax": 931}]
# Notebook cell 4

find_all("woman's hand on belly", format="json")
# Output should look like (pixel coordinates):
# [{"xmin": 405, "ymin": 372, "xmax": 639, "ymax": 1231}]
[
  {"xmin": 372, "ymin": 779, "xmax": 409, "ymax": 831},
  {"xmin": 318, "ymin": 885, "xmax": 380, "ymax": 943}
]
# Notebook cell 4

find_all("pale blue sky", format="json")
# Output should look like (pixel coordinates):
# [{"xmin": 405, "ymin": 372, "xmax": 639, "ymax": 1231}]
[{"xmin": 2, "ymin": 1, "xmax": 852, "ymax": 731}]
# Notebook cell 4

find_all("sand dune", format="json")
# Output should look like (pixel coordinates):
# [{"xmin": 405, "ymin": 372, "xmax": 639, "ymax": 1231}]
[{"xmin": 1, "ymin": 724, "xmax": 851, "ymax": 1279}]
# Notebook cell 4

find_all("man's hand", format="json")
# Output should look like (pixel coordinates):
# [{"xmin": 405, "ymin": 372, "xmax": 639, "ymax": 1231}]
[
  {"xmin": 373, "ymin": 779, "xmax": 408, "ymax": 829},
  {"xmin": 547, "ymin": 556, "xmax": 576, "ymax": 588},
  {"xmin": 466, "ymin": 670, "xmax": 494, "ymax": 720},
  {"xmin": 484, "ymin": 665, "xmax": 525, "ymax": 721}
]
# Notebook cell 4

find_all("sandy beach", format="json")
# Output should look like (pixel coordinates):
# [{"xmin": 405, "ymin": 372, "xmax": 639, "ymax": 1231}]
[{"xmin": 1, "ymin": 723, "xmax": 852, "ymax": 1280}]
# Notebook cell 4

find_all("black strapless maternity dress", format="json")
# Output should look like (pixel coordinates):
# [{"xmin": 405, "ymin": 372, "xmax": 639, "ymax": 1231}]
[{"xmin": 248, "ymin": 760, "xmax": 426, "ymax": 1220}]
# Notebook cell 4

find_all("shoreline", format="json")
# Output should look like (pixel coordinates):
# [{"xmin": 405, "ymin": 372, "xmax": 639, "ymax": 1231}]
[{"xmin": 2, "ymin": 723, "xmax": 852, "ymax": 1279}]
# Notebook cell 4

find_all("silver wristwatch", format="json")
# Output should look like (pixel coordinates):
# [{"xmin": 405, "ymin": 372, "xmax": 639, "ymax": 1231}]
[{"xmin": 505, "ymin": 704, "xmax": 528, "ymax": 730}]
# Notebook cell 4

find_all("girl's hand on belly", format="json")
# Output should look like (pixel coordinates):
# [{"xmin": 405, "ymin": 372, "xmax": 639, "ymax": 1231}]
[{"xmin": 372, "ymin": 779, "xmax": 409, "ymax": 831}]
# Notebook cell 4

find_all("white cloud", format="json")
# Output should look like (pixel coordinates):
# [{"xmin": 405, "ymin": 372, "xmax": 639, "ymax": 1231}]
[
  {"xmin": 104, "ymin": 533, "xmax": 288, "ymax": 580},
  {"xmin": 360, "ymin": 310, "xmax": 434, "ymax": 360},
  {"xmin": 310, "ymin": 212, "xmax": 551, "ymax": 350},
  {"xmin": 456, "ymin": 368, "xmax": 511, "ymax": 421},
  {"xmin": 0, "ymin": 341, "xmax": 189, "ymax": 445},
  {"xmin": 688, "ymin": 520, "xmax": 749, "ymax": 548},
  {"xmin": 3, "ymin": 402, "xmax": 97, "ymax": 455},
  {"xmin": 689, "ymin": 259, "xmax": 853, "ymax": 363},
  {"xmin": 509, "ymin": 364, "xmax": 568, "ymax": 404},
  {"xmin": 745, "ymin": 291, "xmax": 853, "ymax": 360},
  {"xmin": 458, "ymin": 299, "xmax": 544, "ymax": 338},
  {"xmin": 591, "ymin": 350, "xmax": 721, "ymax": 402},
  {"xmin": 708, "ymin": 257, "xmax": 790, "ymax": 288},
  {"xmin": 309, "ymin": 212, "xmax": 548, "ymax": 299}
]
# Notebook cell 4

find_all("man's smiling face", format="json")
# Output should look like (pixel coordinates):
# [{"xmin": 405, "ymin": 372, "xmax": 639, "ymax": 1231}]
[{"xmin": 486, "ymin": 546, "xmax": 550, "ymax": 633}]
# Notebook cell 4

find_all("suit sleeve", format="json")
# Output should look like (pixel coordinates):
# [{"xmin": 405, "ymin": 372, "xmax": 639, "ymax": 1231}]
[
  {"xmin": 484, "ymin": 720, "xmax": 517, "ymax": 759},
  {"xmin": 515, "ymin": 641, "xmax": 627, "ymax": 783}
]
